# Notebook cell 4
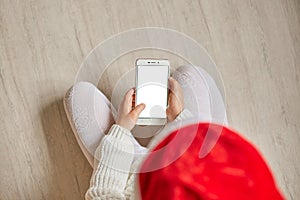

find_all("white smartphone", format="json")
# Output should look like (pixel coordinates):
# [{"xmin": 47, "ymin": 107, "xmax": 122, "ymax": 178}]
[{"xmin": 135, "ymin": 59, "xmax": 170, "ymax": 125}]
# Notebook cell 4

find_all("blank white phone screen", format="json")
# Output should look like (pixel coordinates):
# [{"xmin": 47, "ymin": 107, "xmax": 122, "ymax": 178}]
[{"xmin": 136, "ymin": 65, "xmax": 169, "ymax": 118}]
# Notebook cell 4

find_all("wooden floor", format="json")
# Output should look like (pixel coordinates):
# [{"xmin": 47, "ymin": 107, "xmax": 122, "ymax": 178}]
[{"xmin": 0, "ymin": 0, "xmax": 299, "ymax": 199}]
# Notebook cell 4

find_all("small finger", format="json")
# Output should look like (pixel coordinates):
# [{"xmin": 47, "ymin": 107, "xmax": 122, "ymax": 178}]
[
  {"xmin": 125, "ymin": 88, "xmax": 134, "ymax": 99},
  {"xmin": 168, "ymin": 77, "xmax": 178, "ymax": 91},
  {"xmin": 122, "ymin": 88, "xmax": 134, "ymax": 112},
  {"xmin": 169, "ymin": 78, "xmax": 180, "ymax": 97}
]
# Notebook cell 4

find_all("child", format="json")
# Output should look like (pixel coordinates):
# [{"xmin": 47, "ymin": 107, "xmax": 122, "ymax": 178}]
[{"xmin": 64, "ymin": 66, "xmax": 284, "ymax": 199}]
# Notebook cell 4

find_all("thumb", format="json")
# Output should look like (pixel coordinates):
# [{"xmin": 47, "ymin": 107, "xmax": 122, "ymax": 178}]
[{"xmin": 130, "ymin": 103, "xmax": 146, "ymax": 120}]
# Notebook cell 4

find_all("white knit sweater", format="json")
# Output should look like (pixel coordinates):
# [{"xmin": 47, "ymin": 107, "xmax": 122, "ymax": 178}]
[{"xmin": 85, "ymin": 110, "xmax": 193, "ymax": 200}]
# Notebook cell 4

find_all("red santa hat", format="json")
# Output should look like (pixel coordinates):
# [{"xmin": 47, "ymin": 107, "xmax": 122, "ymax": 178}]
[{"xmin": 139, "ymin": 123, "xmax": 284, "ymax": 200}]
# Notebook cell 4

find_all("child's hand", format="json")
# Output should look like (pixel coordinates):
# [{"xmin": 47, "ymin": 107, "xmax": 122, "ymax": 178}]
[
  {"xmin": 116, "ymin": 88, "xmax": 146, "ymax": 131},
  {"xmin": 167, "ymin": 77, "xmax": 184, "ymax": 122}
]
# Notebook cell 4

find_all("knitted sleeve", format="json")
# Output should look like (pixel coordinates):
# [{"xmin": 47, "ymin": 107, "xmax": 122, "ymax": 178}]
[{"xmin": 85, "ymin": 125, "xmax": 135, "ymax": 200}]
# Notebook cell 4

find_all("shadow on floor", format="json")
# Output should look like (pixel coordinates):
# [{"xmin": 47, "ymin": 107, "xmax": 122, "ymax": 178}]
[{"xmin": 40, "ymin": 98, "xmax": 92, "ymax": 200}]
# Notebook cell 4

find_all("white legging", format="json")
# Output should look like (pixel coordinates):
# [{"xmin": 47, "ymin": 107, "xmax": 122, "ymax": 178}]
[{"xmin": 63, "ymin": 65, "xmax": 227, "ymax": 166}]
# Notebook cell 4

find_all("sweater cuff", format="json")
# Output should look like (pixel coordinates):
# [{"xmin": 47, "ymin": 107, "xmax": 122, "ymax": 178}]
[
  {"xmin": 107, "ymin": 124, "xmax": 132, "ymax": 141},
  {"xmin": 174, "ymin": 109, "xmax": 193, "ymax": 122},
  {"xmin": 86, "ymin": 124, "xmax": 135, "ymax": 197},
  {"xmin": 94, "ymin": 124, "xmax": 135, "ymax": 170}
]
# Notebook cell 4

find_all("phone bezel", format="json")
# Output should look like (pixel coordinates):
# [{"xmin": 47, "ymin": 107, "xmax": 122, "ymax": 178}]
[{"xmin": 135, "ymin": 58, "xmax": 170, "ymax": 125}]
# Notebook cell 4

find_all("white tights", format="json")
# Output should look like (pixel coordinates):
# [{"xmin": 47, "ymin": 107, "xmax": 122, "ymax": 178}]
[{"xmin": 63, "ymin": 65, "xmax": 227, "ymax": 166}]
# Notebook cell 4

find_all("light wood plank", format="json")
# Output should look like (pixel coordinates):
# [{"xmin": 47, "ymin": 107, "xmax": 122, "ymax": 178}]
[{"xmin": 0, "ymin": 0, "xmax": 299, "ymax": 199}]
